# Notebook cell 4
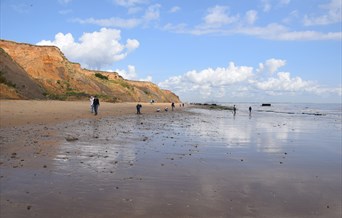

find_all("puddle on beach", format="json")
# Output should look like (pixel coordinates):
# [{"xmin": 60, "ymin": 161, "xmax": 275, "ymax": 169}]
[{"xmin": 0, "ymin": 109, "xmax": 341, "ymax": 217}]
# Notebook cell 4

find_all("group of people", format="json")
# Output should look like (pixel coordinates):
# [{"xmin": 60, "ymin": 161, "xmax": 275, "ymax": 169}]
[
  {"xmin": 89, "ymin": 97, "xmax": 254, "ymax": 117},
  {"xmin": 233, "ymin": 105, "xmax": 253, "ymax": 116},
  {"xmin": 90, "ymin": 96, "xmax": 253, "ymax": 117},
  {"xmin": 90, "ymin": 96, "xmax": 182, "ymax": 115},
  {"xmin": 89, "ymin": 96, "xmax": 100, "ymax": 115}
]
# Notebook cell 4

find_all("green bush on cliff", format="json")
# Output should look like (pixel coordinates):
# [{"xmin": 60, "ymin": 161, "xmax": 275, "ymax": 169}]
[
  {"xmin": 0, "ymin": 71, "xmax": 16, "ymax": 88},
  {"xmin": 95, "ymin": 73, "xmax": 108, "ymax": 80}
]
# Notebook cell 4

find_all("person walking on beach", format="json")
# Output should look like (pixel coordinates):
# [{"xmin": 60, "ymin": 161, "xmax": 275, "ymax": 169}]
[
  {"xmin": 136, "ymin": 103, "xmax": 142, "ymax": 114},
  {"xmin": 171, "ymin": 102, "xmax": 175, "ymax": 111},
  {"xmin": 249, "ymin": 106, "xmax": 252, "ymax": 115},
  {"xmin": 93, "ymin": 96, "xmax": 100, "ymax": 115},
  {"xmin": 90, "ymin": 96, "xmax": 94, "ymax": 113},
  {"xmin": 233, "ymin": 105, "xmax": 237, "ymax": 115}
]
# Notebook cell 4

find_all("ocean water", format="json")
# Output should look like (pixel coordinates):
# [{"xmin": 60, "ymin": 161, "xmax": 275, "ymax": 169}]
[{"xmin": 220, "ymin": 102, "xmax": 342, "ymax": 118}]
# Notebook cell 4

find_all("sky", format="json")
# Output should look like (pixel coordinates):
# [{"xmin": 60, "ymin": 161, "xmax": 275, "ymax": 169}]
[{"xmin": 1, "ymin": 0, "xmax": 341, "ymax": 103}]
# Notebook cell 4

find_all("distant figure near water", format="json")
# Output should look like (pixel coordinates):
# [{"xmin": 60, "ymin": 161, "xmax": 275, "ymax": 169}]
[
  {"xmin": 233, "ymin": 105, "xmax": 237, "ymax": 115},
  {"xmin": 249, "ymin": 106, "xmax": 252, "ymax": 114},
  {"xmin": 93, "ymin": 96, "xmax": 100, "ymax": 115},
  {"xmin": 171, "ymin": 102, "xmax": 175, "ymax": 111}
]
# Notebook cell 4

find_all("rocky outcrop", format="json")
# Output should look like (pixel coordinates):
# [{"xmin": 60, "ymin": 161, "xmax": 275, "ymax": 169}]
[{"xmin": 0, "ymin": 39, "xmax": 180, "ymax": 103}]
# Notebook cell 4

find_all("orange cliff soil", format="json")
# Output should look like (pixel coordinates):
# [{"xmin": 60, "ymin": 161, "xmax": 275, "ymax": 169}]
[{"xmin": 0, "ymin": 39, "xmax": 181, "ymax": 103}]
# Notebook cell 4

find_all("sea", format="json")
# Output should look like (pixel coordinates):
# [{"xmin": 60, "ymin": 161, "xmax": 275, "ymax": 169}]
[{"xmin": 220, "ymin": 102, "xmax": 342, "ymax": 119}]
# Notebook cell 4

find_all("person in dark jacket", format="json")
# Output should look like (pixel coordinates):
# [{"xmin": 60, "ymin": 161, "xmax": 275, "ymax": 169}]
[
  {"xmin": 136, "ymin": 103, "xmax": 142, "ymax": 114},
  {"xmin": 93, "ymin": 96, "xmax": 100, "ymax": 115}
]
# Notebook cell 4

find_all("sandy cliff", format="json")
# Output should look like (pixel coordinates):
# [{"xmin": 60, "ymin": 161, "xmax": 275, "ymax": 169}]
[{"xmin": 0, "ymin": 39, "xmax": 180, "ymax": 102}]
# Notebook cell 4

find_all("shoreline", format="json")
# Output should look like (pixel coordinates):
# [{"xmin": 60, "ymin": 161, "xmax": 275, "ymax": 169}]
[{"xmin": 0, "ymin": 100, "xmax": 182, "ymax": 128}]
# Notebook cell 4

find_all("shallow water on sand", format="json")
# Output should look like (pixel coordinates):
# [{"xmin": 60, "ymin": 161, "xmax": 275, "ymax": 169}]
[{"xmin": 0, "ymin": 108, "xmax": 341, "ymax": 218}]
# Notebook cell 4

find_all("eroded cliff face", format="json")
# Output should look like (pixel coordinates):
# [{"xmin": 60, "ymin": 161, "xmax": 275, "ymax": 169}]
[{"xmin": 0, "ymin": 39, "xmax": 180, "ymax": 103}]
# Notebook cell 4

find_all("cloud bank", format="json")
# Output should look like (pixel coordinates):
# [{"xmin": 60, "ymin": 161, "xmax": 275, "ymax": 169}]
[
  {"xmin": 159, "ymin": 59, "xmax": 341, "ymax": 102},
  {"xmin": 163, "ymin": 0, "xmax": 341, "ymax": 40},
  {"xmin": 37, "ymin": 28, "xmax": 139, "ymax": 69}
]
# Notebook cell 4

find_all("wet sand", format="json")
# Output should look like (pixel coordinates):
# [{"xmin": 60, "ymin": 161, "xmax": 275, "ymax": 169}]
[{"xmin": 0, "ymin": 101, "xmax": 341, "ymax": 218}]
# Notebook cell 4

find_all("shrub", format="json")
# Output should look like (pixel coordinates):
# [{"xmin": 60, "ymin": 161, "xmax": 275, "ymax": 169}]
[
  {"xmin": 0, "ymin": 71, "xmax": 16, "ymax": 88},
  {"xmin": 95, "ymin": 73, "xmax": 108, "ymax": 80}
]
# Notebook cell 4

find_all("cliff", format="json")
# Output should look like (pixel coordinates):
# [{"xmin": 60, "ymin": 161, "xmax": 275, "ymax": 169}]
[{"xmin": 0, "ymin": 39, "xmax": 180, "ymax": 103}]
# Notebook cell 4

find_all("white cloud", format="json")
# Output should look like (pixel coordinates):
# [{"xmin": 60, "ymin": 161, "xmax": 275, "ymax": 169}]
[
  {"xmin": 116, "ymin": 65, "xmax": 137, "ymax": 80},
  {"xmin": 73, "ymin": 17, "xmax": 141, "ymax": 29},
  {"xmin": 73, "ymin": 4, "xmax": 160, "ymax": 28},
  {"xmin": 58, "ymin": 0, "xmax": 72, "ymax": 4},
  {"xmin": 169, "ymin": 6, "xmax": 180, "ymax": 13},
  {"xmin": 261, "ymin": 58, "xmax": 286, "ymax": 74},
  {"xmin": 261, "ymin": 0, "xmax": 290, "ymax": 12},
  {"xmin": 128, "ymin": 7, "xmax": 143, "ymax": 14},
  {"xmin": 37, "ymin": 28, "xmax": 139, "ymax": 69},
  {"xmin": 113, "ymin": 0, "xmax": 148, "ymax": 7},
  {"xmin": 159, "ymin": 60, "xmax": 341, "ymax": 101},
  {"xmin": 251, "ymin": 71, "xmax": 341, "ymax": 96},
  {"xmin": 261, "ymin": 0, "xmax": 272, "ymax": 12},
  {"xmin": 143, "ymin": 4, "xmax": 161, "ymax": 22},
  {"xmin": 234, "ymin": 23, "xmax": 341, "ymax": 40},
  {"xmin": 159, "ymin": 62, "xmax": 254, "ymax": 100},
  {"xmin": 163, "ymin": 4, "xmax": 341, "ymax": 41},
  {"xmin": 252, "ymin": 72, "xmax": 313, "ymax": 92},
  {"xmin": 245, "ymin": 10, "xmax": 258, "ymax": 25},
  {"xmin": 279, "ymin": 0, "xmax": 290, "ymax": 5},
  {"xmin": 115, "ymin": 65, "xmax": 152, "ymax": 81},
  {"xmin": 185, "ymin": 62, "xmax": 253, "ymax": 86},
  {"xmin": 203, "ymin": 5, "xmax": 239, "ymax": 27},
  {"xmin": 59, "ymin": 9, "xmax": 72, "ymax": 15},
  {"xmin": 303, "ymin": 0, "xmax": 342, "ymax": 26}
]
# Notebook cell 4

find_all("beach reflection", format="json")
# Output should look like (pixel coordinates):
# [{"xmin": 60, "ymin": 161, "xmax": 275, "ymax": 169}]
[
  {"xmin": 54, "ymin": 118, "xmax": 138, "ymax": 175},
  {"xmin": 184, "ymin": 108, "xmax": 298, "ymax": 153},
  {"xmin": 1, "ymin": 107, "xmax": 340, "ymax": 218}
]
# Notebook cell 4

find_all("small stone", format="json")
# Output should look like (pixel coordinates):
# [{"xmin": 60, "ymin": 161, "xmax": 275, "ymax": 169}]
[{"xmin": 65, "ymin": 136, "xmax": 78, "ymax": 142}]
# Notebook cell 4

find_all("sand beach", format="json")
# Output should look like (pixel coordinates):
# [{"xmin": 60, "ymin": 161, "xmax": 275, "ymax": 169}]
[{"xmin": 0, "ymin": 100, "xmax": 341, "ymax": 218}]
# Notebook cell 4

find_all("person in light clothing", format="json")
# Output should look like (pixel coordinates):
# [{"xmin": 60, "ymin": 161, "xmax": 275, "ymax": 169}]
[{"xmin": 90, "ymin": 96, "xmax": 94, "ymax": 113}]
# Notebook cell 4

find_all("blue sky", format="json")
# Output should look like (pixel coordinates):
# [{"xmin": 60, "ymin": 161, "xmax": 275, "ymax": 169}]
[{"xmin": 1, "ymin": 0, "xmax": 341, "ymax": 103}]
